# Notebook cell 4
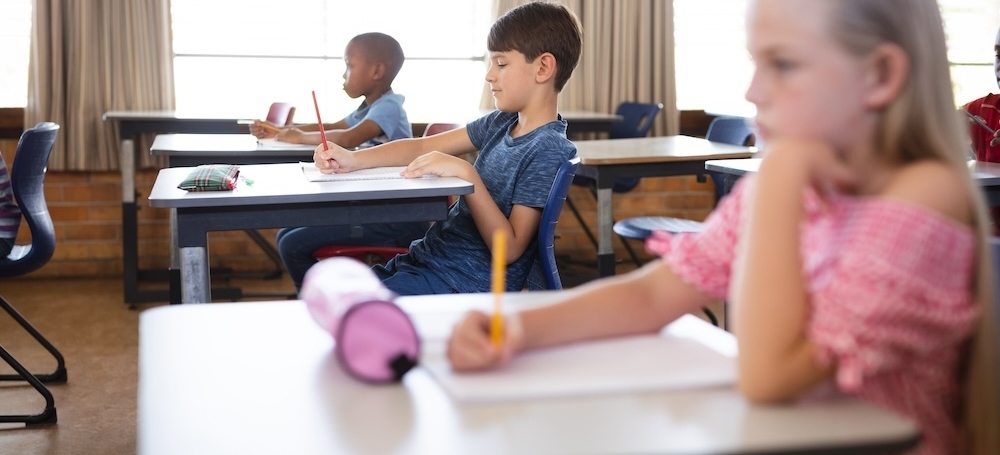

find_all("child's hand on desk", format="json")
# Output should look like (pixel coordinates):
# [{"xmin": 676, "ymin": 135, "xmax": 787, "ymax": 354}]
[
  {"xmin": 402, "ymin": 151, "xmax": 473, "ymax": 180},
  {"xmin": 276, "ymin": 127, "xmax": 307, "ymax": 144},
  {"xmin": 249, "ymin": 120, "xmax": 280, "ymax": 139},
  {"xmin": 447, "ymin": 310, "xmax": 524, "ymax": 371},
  {"xmin": 313, "ymin": 143, "xmax": 355, "ymax": 174}
]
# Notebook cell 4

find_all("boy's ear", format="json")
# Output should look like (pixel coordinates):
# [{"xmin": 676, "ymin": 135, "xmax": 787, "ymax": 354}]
[
  {"xmin": 863, "ymin": 43, "xmax": 908, "ymax": 109},
  {"xmin": 534, "ymin": 52, "xmax": 557, "ymax": 85},
  {"xmin": 372, "ymin": 62, "xmax": 386, "ymax": 81}
]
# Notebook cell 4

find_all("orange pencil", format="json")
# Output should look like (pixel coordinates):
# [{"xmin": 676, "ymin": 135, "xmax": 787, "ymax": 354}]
[
  {"xmin": 257, "ymin": 121, "xmax": 283, "ymax": 133},
  {"xmin": 311, "ymin": 90, "xmax": 329, "ymax": 151},
  {"xmin": 491, "ymin": 229, "xmax": 506, "ymax": 348}
]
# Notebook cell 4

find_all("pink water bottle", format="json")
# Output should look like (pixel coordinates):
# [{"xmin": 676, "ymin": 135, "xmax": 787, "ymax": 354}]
[{"xmin": 300, "ymin": 257, "xmax": 420, "ymax": 383}]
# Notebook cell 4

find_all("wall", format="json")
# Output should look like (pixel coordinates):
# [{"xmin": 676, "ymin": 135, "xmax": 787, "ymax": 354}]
[{"xmin": 1, "ymin": 111, "xmax": 718, "ymax": 279}]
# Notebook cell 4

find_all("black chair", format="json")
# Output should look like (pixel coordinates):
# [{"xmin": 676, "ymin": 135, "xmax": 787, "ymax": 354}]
[
  {"xmin": 0, "ymin": 121, "xmax": 65, "ymax": 426},
  {"xmin": 611, "ymin": 116, "xmax": 754, "ymax": 327},
  {"xmin": 527, "ymin": 157, "xmax": 581, "ymax": 290},
  {"xmin": 565, "ymin": 102, "xmax": 664, "ymax": 267}
]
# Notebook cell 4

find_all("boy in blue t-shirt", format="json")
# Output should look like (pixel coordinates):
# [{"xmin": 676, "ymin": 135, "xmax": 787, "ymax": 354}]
[
  {"xmin": 254, "ymin": 32, "xmax": 426, "ymax": 280},
  {"xmin": 308, "ymin": 2, "xmax": 583, "ymax": 295},
  {"xmin": 250, "ymin": 32, "xmax": 412, "ymax": 148}
]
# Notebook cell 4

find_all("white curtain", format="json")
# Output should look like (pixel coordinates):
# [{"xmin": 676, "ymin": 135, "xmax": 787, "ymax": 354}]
[
  {"xmin": 26, "ymin": 0, "xmax": 174, "ymax": 170},
  {"xmin": 484, "ymin": 0, "xmax": 678, "ymax": 136}
]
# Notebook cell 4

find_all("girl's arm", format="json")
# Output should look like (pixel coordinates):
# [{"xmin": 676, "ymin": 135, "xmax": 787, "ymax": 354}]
[
  {"xmin": 447, "ymin": 259, "xmax": 716, "ymax": 370},
  {"xmin": 732, "ymin": 143, "xmax": 841, "ymax": 402}
]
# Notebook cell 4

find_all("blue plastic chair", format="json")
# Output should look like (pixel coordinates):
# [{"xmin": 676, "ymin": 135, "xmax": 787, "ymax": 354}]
[
  {"xmin": 0, "ymin": 121, "xmax": 65, "ymax": 425},
  {"xmin": 527, "ymin": 156, "xmax": 581, "ymax": 290},
  {"xmin": 565, "ymin": 102, "xmax": 664, "ymax": 267},
  {"xmin": 611, "ymin": 116, "xmax": 754, "ymax": 327},
  {"xmin": 613, "ymin": 116, "xmax": 754, "ymax": 239}
]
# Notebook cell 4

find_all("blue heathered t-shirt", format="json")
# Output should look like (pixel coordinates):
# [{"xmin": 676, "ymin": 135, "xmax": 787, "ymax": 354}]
[
  {"xmin": 401, "ymin": 110, "xmax": 576, "ymax": 293},
  {"xmin": 345, "ymin": 90, "xmax": 412, "ymax": 146}
]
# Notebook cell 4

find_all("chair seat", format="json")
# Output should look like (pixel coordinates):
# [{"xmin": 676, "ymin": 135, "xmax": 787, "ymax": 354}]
[
  {"xmin": 613, "ymin": 216, "xmax": 704, "ymax": 240},
  {"xmin": 312, "ymin": 245, "xmax": 408, "ymax": 266}
]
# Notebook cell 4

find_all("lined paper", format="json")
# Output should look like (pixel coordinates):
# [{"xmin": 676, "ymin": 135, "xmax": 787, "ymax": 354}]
[
  {"xmin": 422, "ymin": 333, "xmax": 736, "ymax": 403},
  {"xmin": 301, "ymin": 162, "xmax": 408, "ymax": 182}
]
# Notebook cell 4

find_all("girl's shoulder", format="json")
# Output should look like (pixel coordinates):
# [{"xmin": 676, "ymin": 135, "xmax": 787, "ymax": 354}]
[{"xmin": 878, "ymin": 159, "xmax": 974, "ymax": 229}]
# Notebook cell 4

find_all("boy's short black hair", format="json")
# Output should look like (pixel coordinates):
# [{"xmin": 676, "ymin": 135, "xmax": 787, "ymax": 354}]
[
  {"xmin": 488, "ymin": 1, "xmax": 582, "ymax": 92},
  {"xmin": 350, "ymin": 32, "xmax": 405, "ymax": 83}
]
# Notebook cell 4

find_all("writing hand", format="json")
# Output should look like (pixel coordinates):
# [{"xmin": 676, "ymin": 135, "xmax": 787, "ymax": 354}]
[
  {"xmin": 249, "ymin": 120, "xmax": 279, "ymax": 139},
  {"xmin": 313, "ymin": 142, "xmax": 355, "ymax": 174},
  {"xmin": 447, "ymin": 310, "xmax": 524, "ymax": 371}
]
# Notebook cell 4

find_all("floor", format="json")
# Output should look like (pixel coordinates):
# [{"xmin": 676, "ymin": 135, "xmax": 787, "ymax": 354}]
[{"xmin": 0, "ymin": 258, "xmax": 724, "ymax": 455}]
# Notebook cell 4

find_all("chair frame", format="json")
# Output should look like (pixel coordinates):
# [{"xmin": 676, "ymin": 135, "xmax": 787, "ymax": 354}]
[
  {"xmin": 0, "ymin": 121, "xmax": 65, "ymax": 425},
  {"xmin": 528, "ymin": 156, "xmax": 581, "ymax": 290}
]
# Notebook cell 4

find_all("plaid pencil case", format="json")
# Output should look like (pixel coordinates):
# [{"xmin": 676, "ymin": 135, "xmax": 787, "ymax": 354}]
[{"xmin": 177, "ymin": 164, "xmax": 241, "ymax": 191}]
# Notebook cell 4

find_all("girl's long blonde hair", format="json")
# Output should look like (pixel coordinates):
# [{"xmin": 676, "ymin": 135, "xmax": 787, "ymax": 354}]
[{"xmin": 828, "ymin": 1, "xmax": 999, "ymax": 453}]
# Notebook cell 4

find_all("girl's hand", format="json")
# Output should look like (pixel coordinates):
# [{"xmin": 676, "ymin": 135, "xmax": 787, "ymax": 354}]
[
  {"xmin": 759, "ymin": 139, "xmax": 857, "ymax": 198},
  {"xmin": 401, "ymin": 151, "xmax": 472, "ymax": 180},
  {"xmin": 313, "ymin": 143, "xmax": 355, "ymax": 174},
  {"xmin": 447, "ymin": 310, "xmax": 524, "ymax": 371}
]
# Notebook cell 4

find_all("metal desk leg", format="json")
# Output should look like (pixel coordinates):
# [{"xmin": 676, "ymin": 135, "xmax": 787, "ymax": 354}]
[
  {"xmin": 180, "ymin": 246, "xmax": 211, "ymax": 304},
  {"xmin": 596, "ymin": 186, "xmax": 616, "ymax": 277}
]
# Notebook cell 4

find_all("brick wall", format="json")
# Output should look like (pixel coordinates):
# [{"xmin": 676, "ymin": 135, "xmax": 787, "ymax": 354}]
[{"xmin": 2, "ymin": 112, "xmax": 717, "ymax": 279}]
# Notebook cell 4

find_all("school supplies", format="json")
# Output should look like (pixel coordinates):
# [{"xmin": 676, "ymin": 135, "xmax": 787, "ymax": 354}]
[
  {"xmin": 299, "ymin": 162, "xmax": 409, "ymax": 182},
  {"xmin": 237, "ymin": 119, "xmax": 282, "ymax": 133},
  {"xmin": 961, "ymin": 108, "xmax": 996, "ymax": 135},
  {"xmin": 312, "ymin": 90, "xmax": 329, "ymax": 151},
  {"xmin": 491, "ymin": 229, "xmax": 506, "ymax": 348}
]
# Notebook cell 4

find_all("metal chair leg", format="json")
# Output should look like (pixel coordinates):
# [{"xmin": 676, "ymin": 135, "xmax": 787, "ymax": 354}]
[
  {"xmin": 567, "ymin": 193, "xmax": 644, "ymax": 268},
  {"xmin": 0, "ymin": 295, "xmax": 67, "ymax": 383},
  {"xmin": 0, "ymin": 344, "xmax": 58, "ymax": 425}
]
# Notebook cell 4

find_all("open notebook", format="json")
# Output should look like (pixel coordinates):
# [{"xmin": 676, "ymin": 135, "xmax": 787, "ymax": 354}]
[
  {"xmin": 421, "ymin": 333, "xmax": 736, "ymax": 404},
  {"xmin": 300, "ymin": 162, "xmax": 408, "ymax": 182}
]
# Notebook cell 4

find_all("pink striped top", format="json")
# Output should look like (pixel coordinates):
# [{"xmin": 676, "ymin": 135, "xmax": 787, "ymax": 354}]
[{"xmin": 646, "ymin": 176, "xmax": 978, "ymax": 455}]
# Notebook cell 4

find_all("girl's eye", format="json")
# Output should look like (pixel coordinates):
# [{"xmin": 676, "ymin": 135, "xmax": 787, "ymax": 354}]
[{"xmin": 773, "ymin": 59, "xmax": 794, "ymax": 72}]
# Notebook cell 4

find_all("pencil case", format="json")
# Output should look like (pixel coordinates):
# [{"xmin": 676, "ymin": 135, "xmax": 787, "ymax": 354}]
[
  {"xmin": 177, "ymin": 164, "xmax": 241, "ymax": 191},
  {"xmin": 300, "ymin": 257, "xmax": 420, "ymax": 383}
]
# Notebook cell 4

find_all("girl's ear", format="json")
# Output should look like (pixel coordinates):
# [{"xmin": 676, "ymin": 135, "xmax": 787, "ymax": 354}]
[
  {"xmin": 535, "ymin": 52, "xmax": 557, "ymax": 85},
  {"xmin": 864, "ymin": 43, "xmax": 909, "ymax": 109}
]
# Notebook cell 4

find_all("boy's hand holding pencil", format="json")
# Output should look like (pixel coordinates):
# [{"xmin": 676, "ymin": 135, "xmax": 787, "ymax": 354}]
[{"xmin": 248, "ymin": 119, "xmax": 283, "ymax": 139}]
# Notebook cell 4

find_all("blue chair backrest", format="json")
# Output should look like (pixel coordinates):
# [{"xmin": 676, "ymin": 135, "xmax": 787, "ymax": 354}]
[
  {"xmin": 610, "ymin": 102, "xmax": 664, "ymax": 139},
  {"xmin": 706, "ymin": 116, "xmax": 754, "ymax": 146},
  {"xmin": 706, "ymin": 116, "xmax": 754, "ymax": 202},
  {"xmin": 0, "ymin": 122, "xmax": 59, "ymax": 277},
  {"xmin": 528, "ymin": 156, "xmax": 581, "ymax": 290}
]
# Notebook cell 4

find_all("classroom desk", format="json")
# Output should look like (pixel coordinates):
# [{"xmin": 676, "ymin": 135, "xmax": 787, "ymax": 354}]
[
  {"xmin": 103, "ymin": 111, "xmax": 249, "ymax": 304},
  {"xmin": 149, "ymin": 133, "xmax": 319, "ymax": 298},
  {"xmin": 147, "ymin": 162, "xmax": 472, "ymax": 303},
  {"xmin": 138, "ymin": 292, "xmax": 920, "ymax": 455},
  {"xmin": 706, "ymin": 157, "xmax": 1000, "ymax": 206},
  {"xmin": 574, "ymin": 135, "xmax": 756, "ymax": 276},
  {"xmin": 106, "ymin": 110, "xmax": 620, "ymax": 303}
]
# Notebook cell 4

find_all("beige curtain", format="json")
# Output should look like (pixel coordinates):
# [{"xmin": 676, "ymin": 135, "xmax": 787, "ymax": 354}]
[
  {"xmin": 26, "ymin": 0, "xmax": 174, "ymax": 171},
  {"xmin": 484, "ymin": 0, "xmax": 678, "ymax": 137}
]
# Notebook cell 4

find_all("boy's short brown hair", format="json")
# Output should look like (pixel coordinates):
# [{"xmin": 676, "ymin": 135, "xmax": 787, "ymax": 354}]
[
  {"xmin": 350, "ymin": 32, "xmax": 405, "ymax": 83},
  {"xmin": 487, "ymin": 1, "xmax": 582, "ymax": 92}
]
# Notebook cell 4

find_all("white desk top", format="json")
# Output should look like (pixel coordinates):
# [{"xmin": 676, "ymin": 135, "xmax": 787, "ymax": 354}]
[
  {"xmin": 574, "ymin": 135, "xmax": 755, "ymax": 165},
  {"xmin": 138, "ymin": 292, "xmax": 919, "ymax": 455},
  {"xmin": 707, "ymin": 157, "xmax": 1000, "ymax": 187},
  {"xmin": 148, "ymin": 162, "xmax": 473, "ymax": 209},
  {"xmin": 150, "ymin": 133, "xmax": 315, "ymax": 155}
]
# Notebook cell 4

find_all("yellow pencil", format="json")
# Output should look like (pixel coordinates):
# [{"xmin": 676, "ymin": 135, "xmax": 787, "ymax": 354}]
[
  {"xmin": 257, "ymin": 121, "xmax": 283, "ymax": 133},
  {"xmin": 491, "ymin": 229, "xmax": 506, "ymax": 348}
]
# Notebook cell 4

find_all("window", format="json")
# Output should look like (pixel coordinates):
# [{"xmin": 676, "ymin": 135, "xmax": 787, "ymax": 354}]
[
  {"xmin": 674, "ymin": 0, "xmax": 1000, "ymax": 112},
  {"xmin": 170, "ymin": 0, "xmax": 493, "ymax": 123},
  {"xmin": 0, "ymin": 0, "xmax": 31, "ymax": 108}
]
